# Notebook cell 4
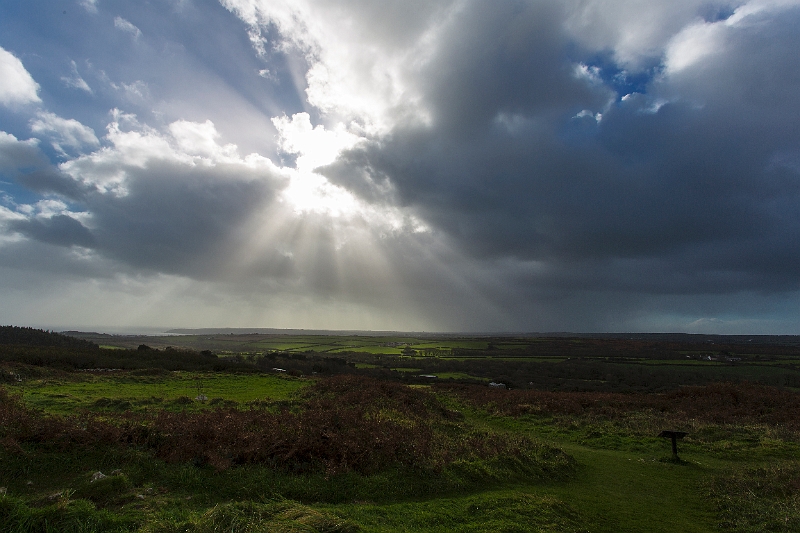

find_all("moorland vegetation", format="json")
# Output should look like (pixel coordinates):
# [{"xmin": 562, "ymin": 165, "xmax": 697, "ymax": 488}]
[{"xmin": 1, "ymin": 326, "xmax": 799, "ymax": 532}]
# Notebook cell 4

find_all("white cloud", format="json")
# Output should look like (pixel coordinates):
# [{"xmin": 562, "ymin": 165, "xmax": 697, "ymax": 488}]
[
  {"xmin": 563, "ymin": 0, "xmax": 800, "ymax": 72},
  {"xmin": 662, "ymin": 0, "xmax": 797, "ymax": 74},
  {"xmin": 62, "ymin": 117, "xmax": 185, "ymax": 194},
  {"xmin": 0, "ymin": 204, "xmax": 26, "ymax": 223},
  {"xmin": 727, "ymin": 0, "xmax": 800, "ymax": 22},
  {"xmin": 168, "ymin": 119, "xmax": 239, "ymax": 160},
  {"xmin": 61, "ymin": 60, "xmax": 93, "ymax": 93},
  {"xmin": 121, "ymin": 80, "xmax": 150, "ymax": 102},
  {"xmin": 0, "ymin": 47, "xmax": 41, "ymax": 107},
  {"xmin": 30, "ymin": 111, "xmax": 100, "ymax": 156},
  {"xmin": 563, "ymin": 0, "xmax": 745, "ymax": 69},
  {"xmin": 79, "ymin": 0, "xmax": 99, "ymax": 13},
  {"xmin": 97, "ymin": 71, "xmax": 150, "ymax": 103},
  {"xmin": 28, "ymin": 199, "xmax": 71, "ymax": 218},
  {"xmin": 221, "ymin": 0, "xmax": 453, "ymax": 132},
  {"xmin": 114, "ymin": 16, "xmax": 142, "ymax": 39},
  {"xmin": 665, "ymin": 19, "xmax": 727, "ymax": 74},
  {"xmin": 257, "ymin": 68, "xmax": 276, "ymax": 80},
  {"xmin": 273, "ymin": 112, "xmax": 360, "ymax": 172},
  {"xmin": 61, "ymin": 113, "xmax": 279, "ymax": 195},
  {"xmin": 271, "ymin": 112, "xmax": 400, "ymax": 219}
]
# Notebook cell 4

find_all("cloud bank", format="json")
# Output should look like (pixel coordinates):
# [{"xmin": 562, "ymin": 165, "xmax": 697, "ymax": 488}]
[{"xmin": 0, "ymin": 1, "xmax": 799, "ymax": 333}]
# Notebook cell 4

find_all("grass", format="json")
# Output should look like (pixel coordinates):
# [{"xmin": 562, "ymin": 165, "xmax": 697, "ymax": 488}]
[
  {"xmin": 3, "ymin": 373, "xmax": 800, "ymax": 532},
  {"xmin": 703, "ymin": 461, "xmax": 800, "ymax": 532},
  {"xmin": 15, "ymin": 372, "xmax": 306, "ymax": 414},
  {"xmin": 538, "ymin": 446, "xmax": 716, "ymax": 533},
  {"xmin": 323, "ymin": 450, "xmax": 716, "ymax": 533},
  {"xmin": 329, "ymin": 346, "xmax": 413, "ymax": 355},
  {"xmin": 324, "ymin": 490, "xmax": 588, "ymax": 532},
  {"xmin": 144, "ymin": 500, "xmax": 359, "ymax": 533}
]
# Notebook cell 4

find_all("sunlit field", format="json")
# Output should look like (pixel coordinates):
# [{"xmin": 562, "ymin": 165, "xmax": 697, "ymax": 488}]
[{"xmin": 18, "ymin": 372, "xmax": 304, "ymax": 415}]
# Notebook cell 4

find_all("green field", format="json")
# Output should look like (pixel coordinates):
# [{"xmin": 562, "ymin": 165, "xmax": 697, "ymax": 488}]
[{"xmin": 18, "ymin": 372, "xmax": 305, "ymax": 414}]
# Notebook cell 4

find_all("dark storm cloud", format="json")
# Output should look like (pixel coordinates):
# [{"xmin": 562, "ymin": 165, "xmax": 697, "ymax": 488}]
[
  {"xmin": 418, "ymin": 1, "xmax": 610, "ymax": 135},
  {"xmin": 84, "ymin": 159, "xmax": 280, "ymax": 277},
  {"xmin": 10, "ymin": 214, "xmax": 95, "ymax": 248},
  {"xmin": 0, "ymin": 132, "xmax": 88, "ymax": 199},
  {"xmin": 323, "ymin": 2, "xmax": 800, "ymax": 301}
]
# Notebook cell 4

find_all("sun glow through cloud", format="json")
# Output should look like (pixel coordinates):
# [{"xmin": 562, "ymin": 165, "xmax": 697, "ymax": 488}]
[{"xmin": 272, "ymin": 113, "xmax": 363, "ymax": 216}]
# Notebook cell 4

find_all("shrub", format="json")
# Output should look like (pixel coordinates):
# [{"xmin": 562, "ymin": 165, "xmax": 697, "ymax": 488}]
[{"xmin": 438, "ymin": 382, "xmax": 800, "ymax": 429}]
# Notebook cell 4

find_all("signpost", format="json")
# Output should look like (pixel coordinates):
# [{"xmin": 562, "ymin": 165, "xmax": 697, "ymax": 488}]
[{"xmin": 658, "ymin": 430, "xmax": 688, "ymax": 460}]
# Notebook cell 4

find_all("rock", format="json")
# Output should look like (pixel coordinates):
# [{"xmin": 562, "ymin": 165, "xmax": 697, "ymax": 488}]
[{"xmin": 91, "ymin": 471, "xmax": 108, "ymax": 483}]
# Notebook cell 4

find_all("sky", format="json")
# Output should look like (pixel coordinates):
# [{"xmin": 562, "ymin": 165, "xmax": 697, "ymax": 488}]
[{"xmin": 1, "ymin": 0, "xmax": 800, "ymax": 334}]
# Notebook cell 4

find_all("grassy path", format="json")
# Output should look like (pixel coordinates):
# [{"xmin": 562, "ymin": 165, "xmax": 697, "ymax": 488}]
[
  {"xmin": 325, "ymin": 444, "xmax": 719, "ymax": 532},
  {"xmin": 325, "ymin": 402, "xmax": 722, "ymax": 533},
  {"xmin": 539, "ymin": 445, "xmax": 718, "ymax": 532}
]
